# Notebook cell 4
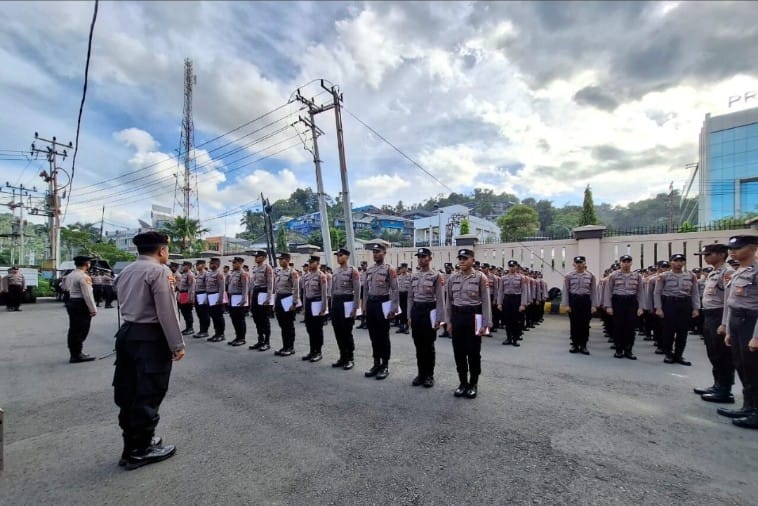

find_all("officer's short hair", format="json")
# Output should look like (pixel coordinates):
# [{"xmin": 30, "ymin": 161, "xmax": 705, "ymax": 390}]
[{"xmin": 133, "ymin": 231, "xmax": 169, "ymax": 255}]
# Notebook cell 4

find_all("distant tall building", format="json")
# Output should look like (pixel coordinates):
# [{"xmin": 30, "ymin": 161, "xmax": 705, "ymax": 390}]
[
  {"xmin": 151, "ymin": 204, "xmax": 174, "ymax": 229},
  {"xmin": 698, "ymin": 106, "xmax": 758, "ymax": 224}
]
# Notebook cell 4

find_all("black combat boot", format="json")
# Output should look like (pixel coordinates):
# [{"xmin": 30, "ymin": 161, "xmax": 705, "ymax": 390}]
[{"xmin": 364, "ymin": 358, "xmax": 381, "ymax": 377}]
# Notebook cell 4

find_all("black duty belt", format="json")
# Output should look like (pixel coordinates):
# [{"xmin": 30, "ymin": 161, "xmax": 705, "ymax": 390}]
[
  {"xmin": 179, "ymin": 290, "xmax": 188, "ymax": 293},
  {"xmin": 662, "ymin": 296, "xmax": 688, "ymax": 301},
  {"xmin": 332, "ymin": 294, "xmax": 354, "ymax": 300},
  {"xmin": 730, "ymin": 307, "xmax": 758, "ymax": 318},
  {"xmin": 276, "ymin": 292, "xmax": 293, "ymax": 297},
  {"xmin": 452, "ymin": 304, "xmax": 482, "ymax": 314},
  {"xmin": 367, "ymin": 295, "xmax": 389, "ymax": 302},
  {"xmin": 413, "ymin": 301, "xmax": 437, "ymax": 309},
  {"xmin": 701, "ymin": 307, "xmax": 723, "ymax": 313},
  {"xmin": 306, "ymin": 297, "xmax": 322, "ymax": 302},
  {"xmin": 196, "ymin": 291, "xmax": 206, "ymax": 294},
  {"xmin": 207, "ymin": 291, "xmax": 219, "ymax": 295}
]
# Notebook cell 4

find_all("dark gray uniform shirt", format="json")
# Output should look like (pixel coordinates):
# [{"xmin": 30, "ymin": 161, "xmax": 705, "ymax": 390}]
[{"xmin": 654, "ymin": 271, "xmax": 700, "ymax": 310}]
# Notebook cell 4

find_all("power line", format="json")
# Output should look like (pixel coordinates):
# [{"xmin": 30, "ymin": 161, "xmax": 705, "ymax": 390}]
[
  {"xmin": 72, "ymin": 102, "xmax": 300, "ymax": 195},
  {"xmin": 68, "ymin": 125, "xmax": 302, "ymax": 203},
  {"xmin": 341, "ymin": 107, "xmax": 455, "ymax": 194},
  {"xmin": 67, "ymin": 136, "xmax": 307, "ymax": 214},
  {"xmin": 62, "ymin": 0, "xmax": 98, "ymax": 223}
]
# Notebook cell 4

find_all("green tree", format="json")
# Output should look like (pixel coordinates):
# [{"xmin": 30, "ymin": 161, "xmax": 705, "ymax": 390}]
[
  {"xmin": 308, "ymin": 227, "xmax": 346, "ymax": 250},
  {"xmin": 88, "ymin": 241, "xmax": 136, "ymax": 265},
  {"xmin": 276, "ymin": 225, "xmax": 288, "ymax": 252},
  {"xmin": 580, "ymin": 185, "xmax": 599, "ymax": 226},
  {"xmin": 535, "ymin": 200, "xmax": 555, "ymax": 231},
  {"xmin": 160, "ymin": 217, "xmax": 209, "ymax": 255},
  {"xmin": 496, "ymin": 204, "xmax": 539, "ymax": 242},
  {"xmin": 355, "ymin": 228, "xmax": 375, "ymax": 240},
  {"xmin": 459, "ymin": 218, "xmax": 470, "ymax": 235},
  {"xmin": 239, "ymin": 209, "xmax": 265, "ymax": 240}
]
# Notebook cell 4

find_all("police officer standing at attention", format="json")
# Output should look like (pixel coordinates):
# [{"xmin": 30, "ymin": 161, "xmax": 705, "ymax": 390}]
[
  {"xmin": 66, "ymin": 255, "xmax": 98, "ymax": 363},
  {"xmin": 227, "ymin": 257, "xmax": 249, "ymax": 347},
  {"xmin": 102, "ymin": 269, "xmax": 116, "ymax": 308},
  {"xmin": 408, "ymin": 247, "xmax": 444, "ymax": 388},
  {"xmin": 497, "ymin": 260, "xmax": 528, "ymax": 347},
  {"xmin": 249, "ymin": 250, "xmax": 274, "ymax": 352},
  {"xmin": 113, "ymin": 231, "xmax": 184, "ymax": 470},
  {"xmin": 206, "ymin": 258, "xmax": 226, "ymax": 342},
  {"xmin": 720, "ymin": 235, "xmax": 758, "ymax": 428},
  {"xmin": 692, "ymin": 244, "xmax": 735, "ymax": 403},
  {"xmin": 605, "ymin": 255, "xmax": 645, "ymax": 360},
  {"xmin": 3, "ymin": 266, "xmax": 25, "ymax": 311},
  {"xmin": 654, "ymin": 254, "xmax": 700, "ymax": 365},
  {"xmin": 193, "ymin": 260, "xmax": 210, "ymax": 339},
  {"xmin": 362, "ymin": 243, "xmax": 399, "ymax": 380},
  {"xmin": 273, "ymin": 252, "xmax": 299, "ymax": 357},
  {"xmin": 396, "ymin": 263, "xmax": 411, "ymax": 334},
  {"xmin": 177, "ymin": 261, "xmax": 195, "ymax": 336},
  {"xmin": 91, "ymin": 269, "xmax": 103, "ymax": 308},
  {"xmin": 330, "ymin": 248, "xmax": 360, "ymax": 370},
  {"xmin": 561, "ymin": 256, "xmax": 597, "ymax": 355},
  {"xmin": 301, "ymin": 255, "xmax": 327, "ymax": 362},
  {"xmin": 446, "ymin": 248, "xmax": 491, "ymax": 399}
]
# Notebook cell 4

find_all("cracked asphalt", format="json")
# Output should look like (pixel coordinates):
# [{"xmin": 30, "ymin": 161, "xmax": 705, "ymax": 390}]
[{"xmin": 1, "ymin": 300, "xmax": 756, "ymax": 505}]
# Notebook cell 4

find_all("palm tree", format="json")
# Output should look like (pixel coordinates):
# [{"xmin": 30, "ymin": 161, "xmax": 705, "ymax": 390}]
[{"xmin": 160, "ymin": 217, "xmax": 209, "ymax": 255}]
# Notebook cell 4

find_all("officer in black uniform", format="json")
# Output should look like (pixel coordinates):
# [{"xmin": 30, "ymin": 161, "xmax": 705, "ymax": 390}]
[{"xmin": 113, "ymin": 231, "xmax": 185, "ymax": 470}]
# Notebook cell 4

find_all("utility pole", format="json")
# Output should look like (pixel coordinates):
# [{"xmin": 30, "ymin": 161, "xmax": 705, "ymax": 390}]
[
  {"xmin": 668, "ymin": 181, "xmax": 674, "ymax": 233},
  {"xmin": 180, "ymin": 58, "xmax": 196, "ymax": 250},
  {"xmin": 99, "ymin": 205, "xmax": 105, "ymax": 242},
  {"xmin": 322, "ymin": 81, "xmax": 357, "ymax": 263},
  {"xmin": 31, "ymin": 133, "xmax": 72, "ymax": 276},
  {"xmin": 295, "ymin": 91, "xmax": 334, "ymax": 266}
]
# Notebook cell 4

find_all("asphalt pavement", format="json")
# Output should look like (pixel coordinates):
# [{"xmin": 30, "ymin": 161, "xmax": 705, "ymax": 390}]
[{"xmin": 1, "ymin": 300, "xmax": 756, "ymax": 505}]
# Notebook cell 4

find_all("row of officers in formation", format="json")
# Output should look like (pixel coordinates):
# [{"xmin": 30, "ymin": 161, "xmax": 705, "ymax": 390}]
[{"xmin": 58, "ymin": 231, "xmax": 758, "ymax": 470}]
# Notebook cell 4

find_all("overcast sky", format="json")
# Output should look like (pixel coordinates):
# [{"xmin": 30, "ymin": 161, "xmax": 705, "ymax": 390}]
[{"xmin": 2, "ymin": 1, "xmax": 757, "ymax": 236}]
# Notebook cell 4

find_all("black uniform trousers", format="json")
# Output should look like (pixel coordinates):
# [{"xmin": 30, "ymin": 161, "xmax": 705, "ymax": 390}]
[
  {"xmin": 702, "ymin": 308, "xmax": 734, "ymax": 389},
  {"xmin": 93, "ymin": 285, "xmax": 103, "ymax": 305},
  {"xmin": 649, "ymin": 311, "xmax": 663, "ymax": 345},
  {"xmin": 208, "ymin": 296, "xmax": 225, "ymax": 336},
  {"xmin": 411, "ymin": 301, "xmax": 437, "ymax": 379},
  {"xmin": 331, "ymin": 294, "xmax": 355, "ymax": 361},
  {"xmin": 568, "ymin": 293, "xmax": 592, "ymax": 347},
  {"xmin": 661, "ymin": 296, "xmax": 692, "ymax": 358},
  {"xmin": 612, "ymin": 294, "xmax": 638, "ymax": 352},
  {"xmin": 251, "ymin": 287, "xmax": 271, "ymax": 342},
  {"xmin": 66, "ymin": 298, "xmax": 92, "ymax": 357},
  {"xmin": 229, "ymin": 304, "xmax": 247, "ymax": 340},
  {"xmin": 451, "ymin": 305, "xmax": 482, "ymax": 385},
  {"xmin": 103, "ymin": 285, "xmax": 115, "ymax": 307},
  {"xmin": 178, "ymin": 291, "xmax": 193, "ymax": 330},
  {"xmin": 6, "ymin": 284, "xmax": 22, "ymax": 310},
  {"xmin": 113, "ymin": 322, "xmax": 172, "ymax": 453},
  {"xmin": 366, "ymin": 295, "xmax": 391, "ymax": 361},
  {"xmin": 304, "ymin": 297, "xmax": 324, "ymax": 354},
  {"xmin": 502, "ymin": 294, "xmax": 523, "ymax": 341},
  {"xmin": 396, "ymin": 292, "xmax": 408, "ymax": 329},
  {"xmin": 729, "ymin": 308, "xmax": 758, "ymax": 409},
  {"xmin": 275, "ymin": 293, "xmax": 296, "ymax": 350},
  {"xmin": 195, "ymin": 298, "xmax": 210, "ymax": 333},
  {"xmin": 491, "ymin": 300, "xmax": 502, "ymax": 329}
]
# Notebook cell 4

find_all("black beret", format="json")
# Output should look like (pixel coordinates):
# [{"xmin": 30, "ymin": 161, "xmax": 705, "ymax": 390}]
[
  {"xmin": 73, "ymin": 255, "xmax": 94, "ymax": 266},
  {"xmin": 693, "ymin": 244, "xmax": 729, "ymax": 255},
  {"xmin": 182, "ymin": 261, "xmax": 193, "ymax": 267},
  {"xmin": 657, "ymin": 260, "xmax": 670, "ymax": 268},
  {"xmin": 727, "ymin": 235, "xmax": 758, "ymax": 249},
  {"xmin": 210, "ymin": 257, "xmax": 220, "ymax": 262},
  {"xmin": 400, "ymin": 263, "xmax": 408, "ymax": 268},
  {"xmin": 132, "ymin": 231, "xmax": 169, "ymax": 248}
]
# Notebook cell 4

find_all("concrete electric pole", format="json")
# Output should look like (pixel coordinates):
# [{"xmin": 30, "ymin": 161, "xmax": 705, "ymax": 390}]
[{"xmin": 31, "ymin": 133, "xmax": 72, "ymax": 275}]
